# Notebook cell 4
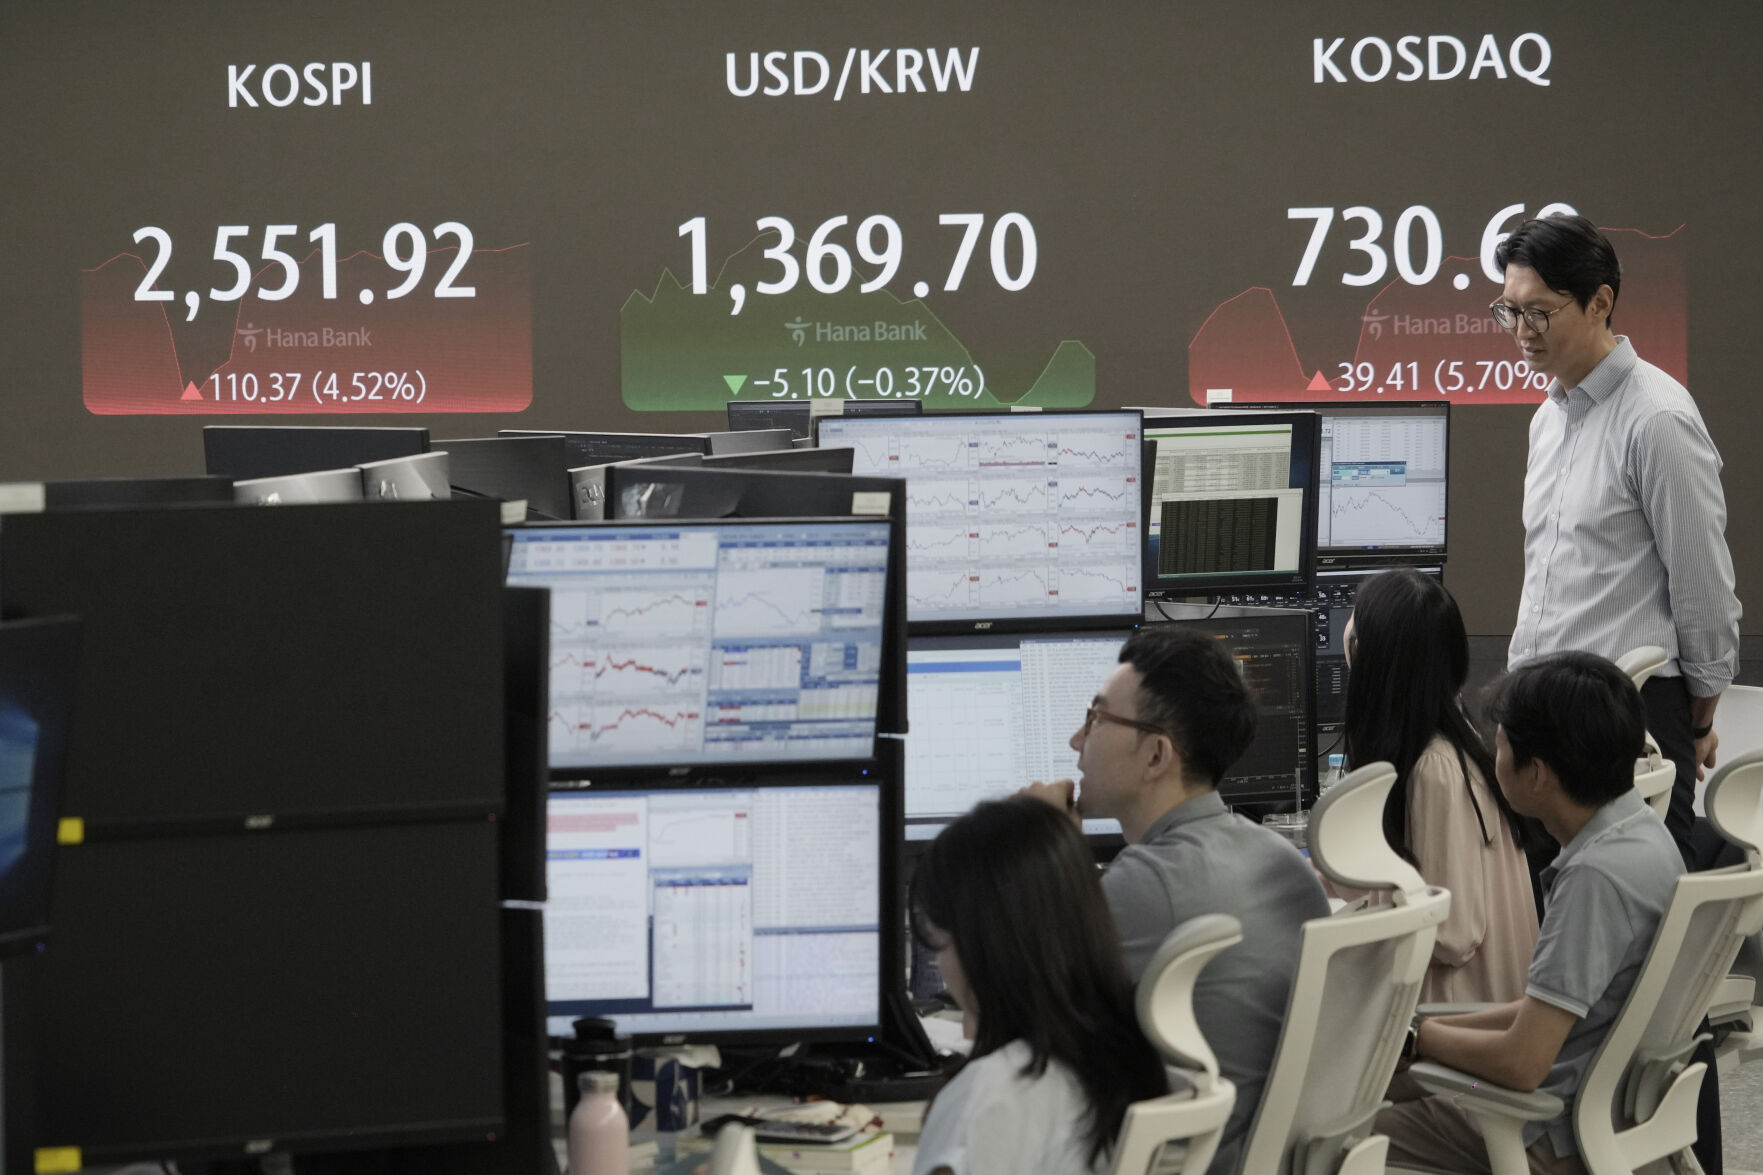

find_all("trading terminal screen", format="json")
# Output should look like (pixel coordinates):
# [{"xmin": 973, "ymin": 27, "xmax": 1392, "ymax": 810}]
[
  {"xmin": 818, "ymin": 412, "xmax": 1144, "ymax": 626},
  {"xmin": 906, "ymin": 630, "xmax": 1132, "ymax": 840},
  {"xmin": 1314, "ymin": 404, "xmax": 1449, "ymax": 560},
  {"xmin": 1143, "ymin": 413, "xmax": 1318, "ymax": 597},
  {"xmin": 543, "ymin": 782, "xmax": 881, "ymax": 1040},
  {"xmin": 506, "ymin": 519, "xmax": 890, "ymax": 772}
]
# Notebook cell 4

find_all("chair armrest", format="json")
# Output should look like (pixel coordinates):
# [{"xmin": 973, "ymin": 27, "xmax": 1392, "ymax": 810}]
[
  {"xmin": 1706, "ymin": 976, "xmax": 1755, "ymax": 1026},
  {"xmin": 1416, "ymin": 1003, "xmax": 1495, "ymax": 1018},
  {"xmin": 1407, "ymin": 1062, "xmax": 1564, "ymax": 1120}
]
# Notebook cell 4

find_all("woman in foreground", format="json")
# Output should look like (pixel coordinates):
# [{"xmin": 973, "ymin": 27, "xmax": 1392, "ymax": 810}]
[{"xmin": 910, "ymin": 795, "xmax": 1169, "ymax": 1175}]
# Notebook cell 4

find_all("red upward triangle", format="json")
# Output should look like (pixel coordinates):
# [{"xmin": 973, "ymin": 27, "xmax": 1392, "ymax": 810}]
[
  {"xmin": 1306, "ymin": 370, "xmax": 1332, "ymax": 392},
  {"xmin": 181, "ymin": 381, "xmax": 203, "ymax": 401}
]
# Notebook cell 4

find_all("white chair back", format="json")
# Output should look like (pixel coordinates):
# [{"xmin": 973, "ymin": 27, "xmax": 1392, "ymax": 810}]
[
  {"xmin": 1615, "ymin": 646, "xmax": 1675, "ymax": 821},
  {"xmin": 1574, "ymin": 751, "xmax": 1763, "ymax": 1174},
  {"xmin": 1633, "ymin": 735, "xmax": 1674, "ymax": 822},
  {"xmin": 1614, "ymin": 645, "xmax": 1668, "ymax": 690},
  {"xmin": 1239, "ymin": 763, "xmax": 1451, "ymax": 1175},
  {"xmin": 1112, "ymin": 915, "xmax": 1242, "ymax": 1175}
]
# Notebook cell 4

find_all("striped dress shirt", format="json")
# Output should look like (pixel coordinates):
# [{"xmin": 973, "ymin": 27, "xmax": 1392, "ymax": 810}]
[{"xmin": 1508, "ymin": 337, "xmax": 1741, "ymax": 696}]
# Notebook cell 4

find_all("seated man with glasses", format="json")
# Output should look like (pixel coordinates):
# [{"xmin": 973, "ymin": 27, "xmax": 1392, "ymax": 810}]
[
  {"xmin": 1024, "ymin": 625, "xmax": 1329, "ymax": 1175},
  {"xmin": 1494, "ymin": 213, "xmax": 1739, "ymax": 870}
]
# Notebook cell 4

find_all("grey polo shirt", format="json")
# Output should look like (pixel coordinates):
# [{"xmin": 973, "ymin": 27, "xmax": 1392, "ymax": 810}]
[
  {"xmin": 1526, "ymin": 789, "xmax": 1684, "ymax": 1156},
  {"xmin": 1101, "ymin": 790, "xmax": 1330, "ymax": 1175}
]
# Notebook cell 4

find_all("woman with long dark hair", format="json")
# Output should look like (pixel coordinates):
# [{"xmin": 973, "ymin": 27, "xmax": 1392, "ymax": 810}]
[
  {"xmin": 1342, "ymin": 568, "xmax": 1538, "ymax": 1003},
  {"xmin": 910, "ymin": 795, "xmax": 1169, "ymax": 1175}
]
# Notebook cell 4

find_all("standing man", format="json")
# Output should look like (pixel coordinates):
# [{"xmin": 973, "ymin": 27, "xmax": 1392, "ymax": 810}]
[
  {"xmin": 1496, "ymin": 213, "xmax": 1741, "ymax": 866},
  {"xmin": 1024, "ymin": 625, "xmax": 1329, "ymax": 1175}
]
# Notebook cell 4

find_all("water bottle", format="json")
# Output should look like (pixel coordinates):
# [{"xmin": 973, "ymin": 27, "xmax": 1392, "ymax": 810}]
[
  {"xmin": 1322, "ymin": 753, "xmax": 1346, "ymax": 793},
  {"xmin": 568, "ymin": 1069, "xmax": 628, "ymax": 1175}
]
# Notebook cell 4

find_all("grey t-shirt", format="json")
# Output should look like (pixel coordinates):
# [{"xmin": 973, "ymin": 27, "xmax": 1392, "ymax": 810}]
[
  {"xmin": 1101, "ymin": 791, "xmax": 1330, "ymax": 1175},
  {"xmin": 1526, "ymin": 789, "xmax": 1684, "ymax": 1156}
]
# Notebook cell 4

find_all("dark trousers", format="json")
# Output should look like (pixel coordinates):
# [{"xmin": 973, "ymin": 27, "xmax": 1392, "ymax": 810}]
[
  {"xmin": 1638, "ymin": 675, "xmax": 1723, "ymax": 1175},
  {"xmin": 1639, "ymin": 675, "xmax": 1697, "ymax": 864}
]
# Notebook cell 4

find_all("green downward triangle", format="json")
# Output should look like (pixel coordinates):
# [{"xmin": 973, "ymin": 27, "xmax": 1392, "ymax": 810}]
[{"xmin": 723, "ymin": 374, "xmax": 747, "ymax": 394}]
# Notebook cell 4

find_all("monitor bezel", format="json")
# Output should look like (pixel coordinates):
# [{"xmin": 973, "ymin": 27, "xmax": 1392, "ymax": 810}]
[
  {"xmin": 1225, "ymin": 401, "xmax": 1450, "ymax": 570},
  {"xmin": 507, "ymin": 516, "xmax": 896, "ymax": 782},
  {"xmin": 1139, "ymin": 409, "xmax": 1321, "ymax": 600},
  {"xmin": 812, "ymin": 409, "xmax": 1148, "ymax": 636},
  {"xmin": 541, "ymin": 765, "xmax": 891, "ymax": 1047}
]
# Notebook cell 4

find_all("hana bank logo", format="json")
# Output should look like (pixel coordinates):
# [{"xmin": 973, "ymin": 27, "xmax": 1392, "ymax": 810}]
[
  {"xmin": 237, "ymin": 322, "xmax": 265, "ymax": 352},
  {"xmin": 785, "ymin": 318, "xmax": 811, "ymax": 346},
  {"xmin": 1362, "ymin": 308, "xmax": 1391, "ymax": 340}
]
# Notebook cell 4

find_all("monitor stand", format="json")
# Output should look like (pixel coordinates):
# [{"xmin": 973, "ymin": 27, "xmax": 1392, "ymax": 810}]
[{"xmin": 794, "ymin": 990, "xmax": 955, "ymax": 1104}]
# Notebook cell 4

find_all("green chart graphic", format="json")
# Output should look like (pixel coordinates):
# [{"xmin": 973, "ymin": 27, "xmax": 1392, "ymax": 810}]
[{"xmin": 621, "ymin": 234, "xmax": 1095, "ymax": 412}]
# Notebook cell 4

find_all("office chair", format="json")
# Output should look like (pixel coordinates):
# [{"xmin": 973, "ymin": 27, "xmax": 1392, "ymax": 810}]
[
  {"xmin": 1112, "ymin": 914, "xmax": 1242, "ymax": 1175},
  {"xmin": 1616, "ymin": 646, "xmax": 1674, "ymax": 820},
  {"xmin": 1405, "ymin": 749, "xmax": 1763, "ymax": 1175},
  {"xmin": 1614, "ymin": 646, "xmax": 1668, "ymax": 691},
  {"xmin": 1236, "ymin": 763, "xmax": 1452, "ymax": 1175},
  {"xmin": 1634, "ymin": 742, "xmax": 1676, "ymax": 821}
]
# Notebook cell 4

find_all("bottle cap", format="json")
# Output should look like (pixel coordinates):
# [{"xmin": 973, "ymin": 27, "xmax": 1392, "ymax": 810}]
[{"xmin": 580, "ymin": 1069, "xmax": 621, "ymax": 1095}]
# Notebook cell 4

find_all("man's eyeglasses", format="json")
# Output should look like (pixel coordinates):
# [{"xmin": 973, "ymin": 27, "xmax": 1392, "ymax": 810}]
[
  {"xmin": 1488, "ymin": 298, "xmax": 1575, "ymax": 334},
  {"xmin": 1080, "ymin": 704, "xmax": 1167, "ymax": 740}
]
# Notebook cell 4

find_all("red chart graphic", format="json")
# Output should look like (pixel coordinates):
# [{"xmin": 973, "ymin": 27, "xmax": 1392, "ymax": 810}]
[
  {"xmin": 1188, "ymin": 227, "xmax": 1687, "ymax": 405},
  {"xmin": 81, "ymin": 244, "xmax": 532, "ymax": 415}
]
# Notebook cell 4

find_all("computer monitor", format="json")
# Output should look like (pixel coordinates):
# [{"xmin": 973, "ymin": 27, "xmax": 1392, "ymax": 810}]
[
  {"xmin": 1139, "ymin": 411, "xmax": 1320, "ymax": 598},
  {"xmin": 202, "ymin": 426, "xmax": 429, "ymax": 479},
  {"xmin": 1174, "ymin": 610, "xmax": 1316, "ymax": 805},
  {"xmin": 437, "ymin": 435, "xmax": 573, "ymax": 520},
  {"xmin": 569, "ymin": 454, "xmax": 704, "ymax": 521},
  {"xmin": 42, "ymin": 477, "xmax": 236, "ymax": 509},
  {"xmin": 704, "ymin": 428, "xmax": 794, "ymax": 456},
  {"xmin": 905, "ymin": 628, "xmax": 1134, "ymax": 843},
  {"xmin": 0, "ymin": 616, "xmax": 79, "ymax": 957},
  {"xmin": 906, "ymin": 609, "xmax": 1314, "ymax": 830},
  {"xmin": 702, "ymin": 447, "xmax": 856, "ymax": 475},
  {"xmin": 599, "ymin": 465, "xmax": 908, "ymax": 738},
  {"xmin": 358, "ymin": 450, "xmax": 451, "ymax": 502},
  {"xmin": 233, "ymin": 468, "xmax": 364, "ymax": 504},
  {"xmin": 543, "ymin": 776, "xmax": 884, "ymax": 1043},
  {"xmin": 501, "ymin": 430, "xmax": 712, "ymax": 466},
  {"xmin": 816, "ymin": 411, "xmax": 1145, "ymax": 631},
  {"xmin": 505, "ymin": 518, "xmax": 893, "ymax": 775},
  {"xmin": 0, "ymin": 501, "xmax": 506, "ymax": 831},
  {"xmin": 1232, "ymin": 402, "xmax": 1449, "ymax": 569},
  {"xmin": 727, "ymin": 399, "xmax": 923, "ymax": 442}
]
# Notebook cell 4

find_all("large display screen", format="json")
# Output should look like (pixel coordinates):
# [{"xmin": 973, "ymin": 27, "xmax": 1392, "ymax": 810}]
[
  {"xmin": 505, "ymin": 519, "xmax": 891, "ymax": 772},
  {"xmin": 2, "ymin": 4, "xmax": 1710, "ymax": 440}
]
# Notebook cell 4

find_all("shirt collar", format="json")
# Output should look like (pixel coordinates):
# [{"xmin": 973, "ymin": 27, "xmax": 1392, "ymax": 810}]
[
  {"xmin": 1141, "ymin": 789, "xmax": 1230, "ymax": 840},
  {"xmin": 1546, "ymin": 335, "xmax": 1636, "ymax": 408},
  {"xmin": 1539, "ymin": 788, "xmax": 1651, "ymax": 893}
]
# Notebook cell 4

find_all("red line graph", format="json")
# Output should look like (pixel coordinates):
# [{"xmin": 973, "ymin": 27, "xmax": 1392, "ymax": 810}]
[
  {"xmin": 1186, "ymin": 225, "xmax": 1688, "ymax": 406},
  {"xmin": 80, "ymin": 238, "xmax": 534, "ymax": 414}
]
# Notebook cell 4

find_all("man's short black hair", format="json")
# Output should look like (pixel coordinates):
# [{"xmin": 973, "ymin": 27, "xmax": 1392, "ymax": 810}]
[
  {"xmin": 1493, "ymin": 213, "xmax": 1622, "ymax": 327},
  {"xmin": 1486, "ymin": 651, "xmax": 1645, "ymax": 808},
  {"xmin": 1117, "ymin": 625, "xmax": 1257, "ymax": 786}
]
